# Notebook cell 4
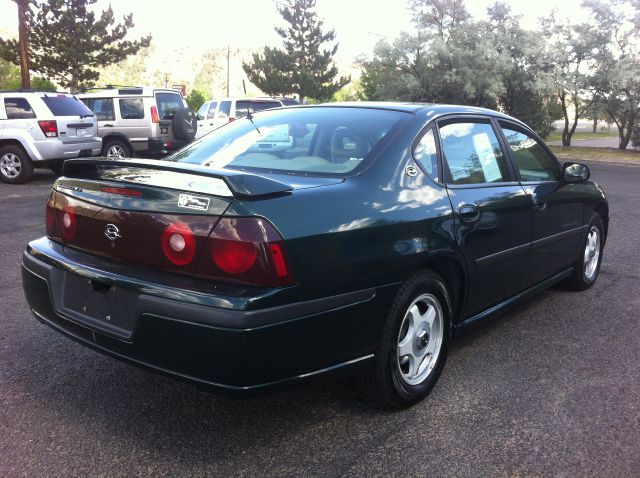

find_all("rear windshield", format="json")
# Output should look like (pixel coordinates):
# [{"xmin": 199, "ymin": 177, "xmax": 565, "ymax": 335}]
[
  {"xmin": 155, "ymin": 92, "xmax": 184, "ymax": 119},
  {"xmin": 42, "ymin": 95, "xmax": 94, "ymax": 117},
  {"xmin": 168, "ymin": 107, "xmax": 410, "ymax": 176}
]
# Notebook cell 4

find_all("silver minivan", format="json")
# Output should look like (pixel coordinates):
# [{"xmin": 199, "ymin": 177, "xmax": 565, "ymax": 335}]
[
  {"xmin": 78, "ymin": 87, "xmax": 197, "ymax": 158},
  {"xmin": 0, "ymin": 91, "xmax": 101, "ymax": 183}
]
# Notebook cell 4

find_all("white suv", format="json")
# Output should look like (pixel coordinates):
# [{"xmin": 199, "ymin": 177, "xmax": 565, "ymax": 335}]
[
  {"xmin": 195, "ymin": 97, "xmax": 297, "ymax": 139},
  {"xmin": 0, "ymin": 90, "xmax": 101, "ymax": 183}
]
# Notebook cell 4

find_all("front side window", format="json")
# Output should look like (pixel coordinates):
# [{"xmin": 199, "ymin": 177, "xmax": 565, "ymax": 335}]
[
  {"xmin": 439, "ymin": 121, "xmax": 510, "ymax": 185},
  {"xmin": 118, "ymin": 98, "xmax": 144, "ymax": 120},
  {"xmin": 4, "ymin": 98, "xmax": 36, "ymax": 119},
  {"xmin": 154, "ymin": 92, "xmax": 183, "ymax": 120},
  {"xmin": 168, "ymin": 107, "xmax": 410, "ymax": 176},
  {"xmin": 83, "ymin": 98, "xmax": 114, "ymax": 121},
  {"xmin": 500, "ymin": 125, "xmax": 559, "ymax": 181},
  {"xmin": 196, "ymin": 102, "xmax": 209, "ymax": 121},
  {"xmin": 207, "ymin": 102, "xmax": 219, "ymax": 119},
  {"xmin": 413, "ymin": 129, "xmax": 439, "ymax": 180}
]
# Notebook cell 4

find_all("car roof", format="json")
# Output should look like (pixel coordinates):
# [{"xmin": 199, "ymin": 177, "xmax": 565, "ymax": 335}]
[
  {"xmin": 77, "ymin": 87, "xmax": 183, "ymax": 98},
  {"xmin": 310, "ymin": 101, "xmax": 512, "ymax": 118}
]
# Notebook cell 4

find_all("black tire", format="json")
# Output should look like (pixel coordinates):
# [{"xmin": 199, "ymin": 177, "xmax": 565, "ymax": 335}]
[
  {"xmin": 0, "ymin": 144, "xmax": 33, "ymax": 184},
  {"xmin": 49, "ymin": 161, "xmax": 64, "ymax": 175},
  {"xmin": 102, "ymin": 139, "xmax": 131, "ymax": 159},
  {"xmin": 361, "ymin": 270, "xmax": 451, "ymax": 409},
  {"xmin": 562, "ymin": 215, "xmax": 605, "ymax": 290},
  {"xmin": 172, "ymin": 107, "xmax": 197, "ymax": 141}
]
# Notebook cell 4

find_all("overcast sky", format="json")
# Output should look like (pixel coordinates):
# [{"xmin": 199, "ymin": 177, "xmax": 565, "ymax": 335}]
[{"xmin": 1, "ymin": 0, "xmax": 590, "ymax": 66}]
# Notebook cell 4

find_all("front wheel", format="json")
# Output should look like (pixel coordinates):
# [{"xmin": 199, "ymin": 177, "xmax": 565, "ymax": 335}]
[
  {"xmin": 361, "ymin": 270, "xmax": 451, "ymax": 409},
  {"xmin": 563, "ymin": 215, "xmax": 605, "ymax": 290}
]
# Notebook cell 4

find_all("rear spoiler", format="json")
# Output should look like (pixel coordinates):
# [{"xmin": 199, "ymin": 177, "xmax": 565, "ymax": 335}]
[{"xmin": 62, "ymin": 157, "xmax": 293, "ymax": 198}]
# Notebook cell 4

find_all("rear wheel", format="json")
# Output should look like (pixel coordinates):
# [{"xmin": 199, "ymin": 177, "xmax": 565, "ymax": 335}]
[
  {"xmin": 0, "ymin": 145, "xmax": 33, "ymax": 184},
  {"xmin": 103, "ymin": 140, "xmax": 131, "ymax": 159},
  {"xmin": 563, "ymin": 215, "xmax": 604, "ymax": 290},
  {"xmin": 361, "ymin": 270, "xmax": 451, "ymax": 409}
]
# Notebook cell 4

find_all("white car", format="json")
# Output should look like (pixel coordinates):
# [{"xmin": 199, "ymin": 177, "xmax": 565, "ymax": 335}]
[
  {"xmin": 195, "ymin": 97, "xmax": 297, "ymax": 139},
  {"xmin": 0, "ymin": 90, "xmax": 101, "ymax": 183}
]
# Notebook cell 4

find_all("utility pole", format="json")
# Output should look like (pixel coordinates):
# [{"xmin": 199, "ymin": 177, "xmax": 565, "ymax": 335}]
[
  {"xmin": 226, "ymin": 45, "xmax": 230, "ymax": 97},
  {"xmin": 17, "ymin": 0, "xmax": 31, "ymax": 89}
]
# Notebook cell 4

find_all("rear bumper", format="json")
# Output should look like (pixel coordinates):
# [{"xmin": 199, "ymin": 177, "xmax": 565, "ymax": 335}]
[
  {"xmin": 146, "ymin": 138, "xmax": 191, "ymax": 157},
  {"xmin": 29, "ymin": 138, "xmax": 101, "ymax": 161},
  {"xmin": 21, "ymin": 238, "xmax": 386, "ymax": 393}
]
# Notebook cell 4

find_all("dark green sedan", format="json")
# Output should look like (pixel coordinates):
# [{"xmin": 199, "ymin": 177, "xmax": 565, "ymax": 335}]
[{"xmin": 21, "ymin": 103, "xmax": 608, "ymax": 409}]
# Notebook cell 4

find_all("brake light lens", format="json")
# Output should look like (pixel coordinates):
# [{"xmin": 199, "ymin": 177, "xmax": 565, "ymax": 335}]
[
  {"xmin": 161, "ymin": 222, "xmax": 196, "ymax": 265},
  {"xmin": 58, "ymin": 205, "xmax": 76, "ymax": 240},
  {"xmin": 45, "ymin": 199, "xmax": 59, "ymax": 238},
  {"xmin": 228, "ymin": 117, "xmax": 236, "ymax": 123},
  {"xmin": 200, "ymin": 217, "xmax": 294, "ymax": 287},
  {"xmin": 100, "ymin": 186, "xmax": 143, "ymax": 197},
  {"xmin": 151, "ymin": 106, "xmax": 159, "ymax": 123},
  {"xmin": 38, "ymin": 120, "xmax": 58, "ymax": 137}
]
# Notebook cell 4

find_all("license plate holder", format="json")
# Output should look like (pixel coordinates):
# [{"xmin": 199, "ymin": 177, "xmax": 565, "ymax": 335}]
[
  {"xmin": 76, "ymin": 128, "xmax": 86, "ymax": 136},
  {"xmin": 62, "ymin": 272, "xmax": 138, "ymax": 340}
]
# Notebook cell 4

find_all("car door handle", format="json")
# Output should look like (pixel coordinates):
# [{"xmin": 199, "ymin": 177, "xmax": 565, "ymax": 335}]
[
  {"xmin": 531, "ymin": 194, "xmax": 546, "ymax": 210},
  {"xmin": 458, "ymin": 203, "xmax": 481, "ymax": 223},
  {"xmin": 103, "ymin": 124, "xmax": 113, "ymax": 127}
]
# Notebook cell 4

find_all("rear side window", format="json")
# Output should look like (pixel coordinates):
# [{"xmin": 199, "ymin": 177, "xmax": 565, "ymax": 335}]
[
  {"xmin": 170, "ymin": 107, "xmax": 410, "ymax": 176},
  {"xmin": 218, "ymin": 101, "xmax": 231, "ymax": 118},
  {"xmin": 500, "ymin": 125, "xmax": 559, "ymax": 181},
  {"xmin": 413, "ymin": 129, "xmax": 439, "ymax": 180},
  {"xmin": 4, "ymin": 98, "xmax": 36, "ymax": 119},
  {"xmin": 236, "ymin": 100, "xmax": 281, "ymax": 118},
  {"xmin": 439, "ymin": 121, "xmax": 510, "ymax": 185},
  {"xmin": 119, "ymin": 98, "xmax": 144, "ymax": 119},
  {"xmin": 82, "ymin": 98, "xmax": 114, "ymax": 121},
  {"xmin": 41, "ymin": 95, "xmax": 93, "ymax": 117},
  {"xmin": 155, "ymin": 92, "xmax": 183, "ymax": 120}
]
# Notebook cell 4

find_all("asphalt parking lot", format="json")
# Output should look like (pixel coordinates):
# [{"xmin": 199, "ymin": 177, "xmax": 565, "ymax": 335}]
[{"xmin": 1, "ymin": 161, "xmax": 639, "ymax": 477}]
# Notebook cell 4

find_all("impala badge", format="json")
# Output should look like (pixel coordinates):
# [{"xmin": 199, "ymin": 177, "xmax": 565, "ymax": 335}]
[{"xmin": 104, "ymin": 224, "xmax": 122, "ymax": 241}]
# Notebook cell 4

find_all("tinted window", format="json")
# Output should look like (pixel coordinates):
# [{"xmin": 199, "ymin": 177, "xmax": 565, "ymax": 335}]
[
  {"xmin": 413, "ymin": 129, "xmax": 439, "ymax": 180},
  {"xmin": 169, "ymin": 107, "xmax": 410, "ymax": 176},
  {"xmin": 235, "ymin": 100, "xmax": 281, "ymax": 118},
  {"xmin": 155, "ymin": 92, "xmax": 183, "ymax": 120},
  {"xmin": 82, "ymin": 98, "xmax": 114, "ymax": 121},
  {"xmin": 42, "ymin": 95, "xmax": 94, "ymax": 117},
  {"xmin": 4, "ymin": 98, "xmax": 36, "ymax": 119},
  {"xmin": 118, "ymin": 98, "xmax": 144, "ymax": 119},
  {"xmin": 439, "ymin": 122, "xmax": 510, "ymax": 184},
  {"xmin": 500, "ymin": 126, "xmax": 559, "ymax": 181}
]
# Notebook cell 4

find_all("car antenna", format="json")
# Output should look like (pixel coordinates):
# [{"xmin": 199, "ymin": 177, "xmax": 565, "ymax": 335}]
[{"xmin": 242, "ymin": 79, "xmax": 260, "ymax": 135}]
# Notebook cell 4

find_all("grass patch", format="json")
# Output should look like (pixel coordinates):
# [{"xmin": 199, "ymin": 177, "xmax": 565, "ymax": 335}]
[
  {"xmin": 546, "ymin": 131, "xmax": 618, "ymax": 142},
  {"xmin": 548, "ymin": 145, "xmax": 640, "ymax": 162}
]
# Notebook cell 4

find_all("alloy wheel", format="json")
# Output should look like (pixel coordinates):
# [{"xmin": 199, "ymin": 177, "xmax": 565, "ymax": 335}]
[{"xmin": 0, "ymin": 152, "xmax": 22, "ymax": 179}]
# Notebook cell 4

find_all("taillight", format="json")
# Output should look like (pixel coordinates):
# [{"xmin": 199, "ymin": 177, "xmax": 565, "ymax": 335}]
[
  {"xmin": 228, "ymin": 117, "xmax": 236, "ymax": 123},
  {"xmin": 151, "ymin": 106, "xmax": 159, "ymax": 123},
  {"xmin": 58, "ymin": 205, "xmax": 77, "ymax": 240},
  {"xmin": 38, "ymin": 120, "xmax": 58, "ymax": 137},
  {"xmin": 199, "ymin": 217, "xmax": 294, "ymax": 287},
  {"xmin": 100, "ymin": 186, "xmax": 142, "ymax": 197},
  {"xmin": 45, "ymin": 200, "xmax": 59, "ymax": 238},
  {"xmin": 161, "ymin": 222, "xmax": 196, "ymax": 266}
]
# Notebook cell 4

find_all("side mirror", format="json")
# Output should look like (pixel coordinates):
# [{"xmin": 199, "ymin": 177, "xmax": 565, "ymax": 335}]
[{"xmin": 563, "ymin": 162, "xmax": 590, "ymax": 183}]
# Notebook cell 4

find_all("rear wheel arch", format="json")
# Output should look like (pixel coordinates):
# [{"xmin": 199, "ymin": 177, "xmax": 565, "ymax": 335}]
[
  {"xmin": 417, "ymin": 255, "xmax": 467, "ymax": 325},
  {"xmin": 102, "ymin": 135, "xmax": 133, "ymax": 157},
  {"xmin": 0, "ymin": 139, "xmax": 31, "ymax": 158}
]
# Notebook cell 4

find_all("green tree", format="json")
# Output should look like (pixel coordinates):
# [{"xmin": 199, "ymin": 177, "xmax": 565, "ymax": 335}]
[
  {"xmin": 585, "ymin": 0, "xmax": 640, "ymax": 149},
  {"xmin": 186, "ymin": 89, "xmax": 206, "ymax": 113},
  {"xmin": 0, "ymin": 0, "xmax": 151, "ymax": 93},
  {"xmin": 243, "ymin": 0, "xmax": 349, "ymax": 103},
  {"xmin": 0, "ymin": 58, "xmax": 55, "ymax": 90}
]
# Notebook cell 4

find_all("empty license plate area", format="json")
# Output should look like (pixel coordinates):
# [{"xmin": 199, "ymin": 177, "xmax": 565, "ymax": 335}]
[{"xmin": 61, "ymin": 272, "xmax": 139, "ymax": 340}]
